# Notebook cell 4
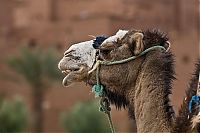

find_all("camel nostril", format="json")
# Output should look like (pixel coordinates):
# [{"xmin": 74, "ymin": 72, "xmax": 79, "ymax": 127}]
[
  {"xmin": 64, "ymin": 49, "xmax": 75, "ymax": 57},
  {"xmin": 64, "ymin": 51, "xmax": 70, "ymax": 57},
  {"xmin": 64, "ymin": 53, "xmax": 70, "ymax": 57}
]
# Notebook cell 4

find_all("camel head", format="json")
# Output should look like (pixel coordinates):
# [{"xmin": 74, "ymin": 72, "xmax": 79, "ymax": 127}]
[
  {"xmin": 58, "ymin": 29, "xmax": 170, "ymax": 108},
  {"xmin": 58, "ymin": 30, "xmax": 128, "ymax": 86}
]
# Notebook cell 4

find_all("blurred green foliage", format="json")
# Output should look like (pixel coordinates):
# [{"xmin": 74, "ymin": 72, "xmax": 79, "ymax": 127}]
[
  {"xmin": 0, "ymin": 97, "xmax": 28, "ymax": 132},
  {"xmin": 61, "ymin": 100, "xmax": 111, "ymax": 133},
  {"xmin": 7, "ymin": 47, "xmax": 62, "ymax": 88},
  {"xmin": 7, "ymin": 47, "xmax": 62, "ymax": 132}
]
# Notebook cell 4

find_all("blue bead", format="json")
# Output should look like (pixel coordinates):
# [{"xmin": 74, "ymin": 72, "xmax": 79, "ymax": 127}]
[{"xmin": 92, "ymin": 84, "xmax": 104, "ymax": 97}]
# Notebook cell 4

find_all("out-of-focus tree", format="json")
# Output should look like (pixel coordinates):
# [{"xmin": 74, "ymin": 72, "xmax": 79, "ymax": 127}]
[
  {"xmin": 7, "ymin": 47, "xmax": 62, "ymax": 133},
  {"xmin": 0, "ymin": 96, "xmax": 28, "ymax": 132},
  {"xmin": 61, "ymin": 100, "xmax": 111, "ymax": 133}
]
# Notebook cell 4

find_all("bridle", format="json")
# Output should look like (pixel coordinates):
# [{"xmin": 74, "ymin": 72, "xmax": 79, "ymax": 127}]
[{"xmin": 89, "ymin": 45, "xmax": 168, "ymax": 75}]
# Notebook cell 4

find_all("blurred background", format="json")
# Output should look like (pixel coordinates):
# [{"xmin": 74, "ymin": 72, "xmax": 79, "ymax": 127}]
[{"xmin": 0, "ymin": 0, "xmax": 199, "ymax": 132}]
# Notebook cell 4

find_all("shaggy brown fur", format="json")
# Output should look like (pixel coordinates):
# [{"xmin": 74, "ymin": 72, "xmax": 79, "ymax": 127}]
[
  {"xmin": 173, "ymin": 60, "xmax": 200, "ymax": 133},
  {"xmin": 87, "ymin": 29, "xmax": 175, "ymax": 132}
]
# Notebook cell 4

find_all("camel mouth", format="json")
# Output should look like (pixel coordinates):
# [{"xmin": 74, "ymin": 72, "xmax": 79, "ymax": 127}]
[
  {"xmin": 61, "ymin": 66, "xmax": 87, "ymax": 87},
  {"xmin": 61, "ymin": 67, "xmax": 80, "ymax": 86},
  {"xmin": 61, "ymin": 68, "xmax": 80, "ymax": 75}
]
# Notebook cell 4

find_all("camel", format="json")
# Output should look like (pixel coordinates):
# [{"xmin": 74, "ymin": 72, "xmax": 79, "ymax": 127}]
[
  {"xmin": 58, "ymin": 29, "xmax": 199, "ymax": 132},
  {"xmin": 173, "ymin": 60, "xmax": 200, "ymax": 133}
]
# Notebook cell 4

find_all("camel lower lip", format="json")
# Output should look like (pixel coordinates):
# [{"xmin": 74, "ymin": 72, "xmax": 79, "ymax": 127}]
[
  {"xmin": 62, "ymin": 76, "xmax": 68, "ymax": 86},
  {"xmin": 60, "ymin": 66, "xmax": 85, "ymax": 87},
  {"xmin": 61, "ymin": 68, "xmax": 80, "ymax": 86}
]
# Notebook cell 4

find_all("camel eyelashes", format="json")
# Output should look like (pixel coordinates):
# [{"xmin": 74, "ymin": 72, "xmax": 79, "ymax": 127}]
[{"xmin": 64, "ymin": 49, "xmax": 75, "ymax": 57}]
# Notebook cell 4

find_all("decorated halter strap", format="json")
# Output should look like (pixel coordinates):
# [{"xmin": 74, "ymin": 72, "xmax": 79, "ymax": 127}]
[{"xmin": 188, "ymin": 72, "xmax": 200, "ymax": 114}]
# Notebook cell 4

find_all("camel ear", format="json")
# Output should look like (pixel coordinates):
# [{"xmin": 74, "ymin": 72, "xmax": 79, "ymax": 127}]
[{"xmin": 128, "ymin": 32, "xmax": 144, "ymax": 55}]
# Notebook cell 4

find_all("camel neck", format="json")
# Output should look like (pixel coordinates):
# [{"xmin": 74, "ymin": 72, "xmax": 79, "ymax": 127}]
[{"xmin": 133, "ymin": 51, "xmax": 175, "ymax": 133}]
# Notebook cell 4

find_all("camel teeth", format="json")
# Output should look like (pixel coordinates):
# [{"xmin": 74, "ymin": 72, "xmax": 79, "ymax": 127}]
[
  {"xmin": 62, "ymin": 70, "xmax": 70, "ymax": 75},
  {"xmin": 66, "ymin": 70, "xmax": 71, "ymax": 73},
  {"xmin": 62, "ymin": 71, "xmax": 67, "ymax": 74}
]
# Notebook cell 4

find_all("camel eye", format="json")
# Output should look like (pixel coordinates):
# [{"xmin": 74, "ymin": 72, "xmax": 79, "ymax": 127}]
[
  {"xmin": 98, "ymin": 49, "xmax": 112, "ymax": 60},
  {"xmin": 100, "ymin": 49, "xmax": 112, "ymax": 55}
]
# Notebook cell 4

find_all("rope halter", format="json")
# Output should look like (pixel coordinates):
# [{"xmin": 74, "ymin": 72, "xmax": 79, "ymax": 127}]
[{"xmin": 88, "ymin": 45, "xmax": 168, "ymax": 75}]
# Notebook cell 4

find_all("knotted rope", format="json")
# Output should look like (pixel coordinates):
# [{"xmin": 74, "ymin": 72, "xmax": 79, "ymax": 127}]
[
  {"xmin": 99, "ymin": 97, "xmax": 115, "ymax": 133},
  {"xmin": 92, "ymin": 62, "xmax": 115, "ymax": 133}
]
